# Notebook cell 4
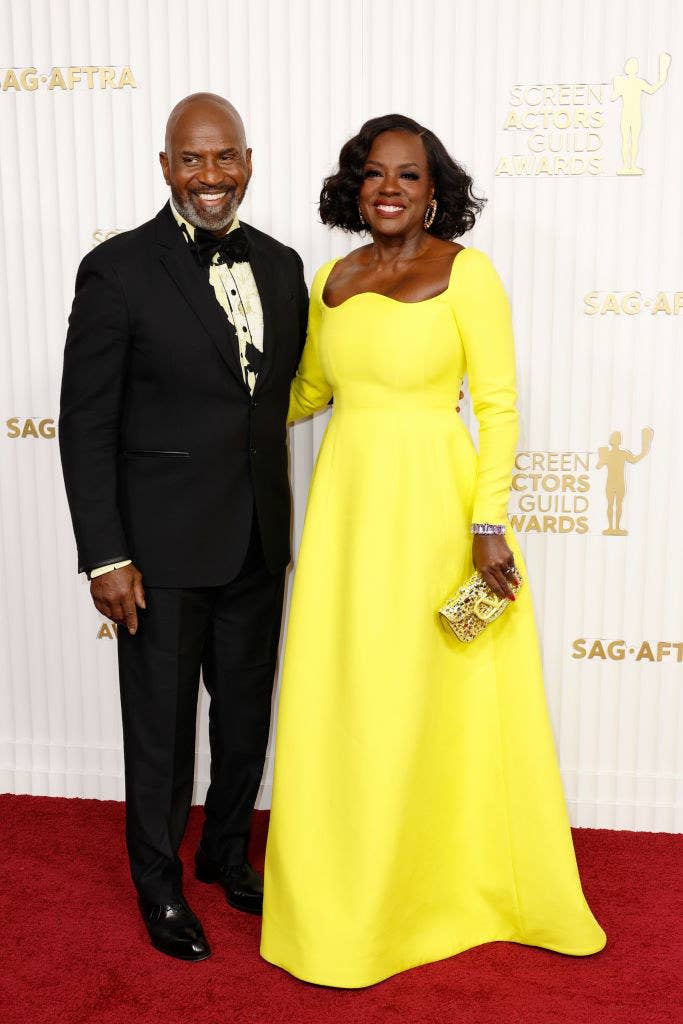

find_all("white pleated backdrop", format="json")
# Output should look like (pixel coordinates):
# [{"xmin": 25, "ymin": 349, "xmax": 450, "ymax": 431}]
[{"xmin": 0, "ymin": 0, "xmax": 681, "ymax": 831}]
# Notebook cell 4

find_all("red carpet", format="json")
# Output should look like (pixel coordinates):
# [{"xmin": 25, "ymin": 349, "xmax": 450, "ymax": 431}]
[{"xmin": 0, "ymin": 795, "xmax": 681, "ymax": 1024}]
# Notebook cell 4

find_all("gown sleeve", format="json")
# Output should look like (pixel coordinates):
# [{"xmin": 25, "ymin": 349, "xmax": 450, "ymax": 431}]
[
  {"xmin": 287, "ymin": 261, "xmax": 335, "ymax": 424},
  {"xmin": 450, "ymin": 248, "xmax": 520, "ymax": 525}
]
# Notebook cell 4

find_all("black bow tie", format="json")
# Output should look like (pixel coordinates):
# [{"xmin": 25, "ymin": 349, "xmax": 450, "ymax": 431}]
[{"xmin": 191, "ymin": 225, "xmax": 250, "ymax": 268}]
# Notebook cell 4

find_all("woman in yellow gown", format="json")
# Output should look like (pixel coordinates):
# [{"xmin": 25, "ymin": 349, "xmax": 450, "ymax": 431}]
[{"xmin": 261, "ymin": 115, "xmax": 606, "ymax": 987}]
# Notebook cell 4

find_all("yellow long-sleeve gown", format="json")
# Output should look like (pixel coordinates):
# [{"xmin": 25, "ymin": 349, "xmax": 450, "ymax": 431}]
[{"xmin": 260, "ymin": 248, "xmax": 606, "ymax": 988}]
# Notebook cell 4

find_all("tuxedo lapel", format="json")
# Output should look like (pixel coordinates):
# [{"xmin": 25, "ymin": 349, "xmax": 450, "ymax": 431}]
[{"xmin": 154, "ymin": 204, "xmax": 245, "ymax": 388}]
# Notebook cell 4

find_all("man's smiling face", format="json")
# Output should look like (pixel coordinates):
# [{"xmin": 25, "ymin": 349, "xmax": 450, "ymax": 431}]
[{"xmin": 160, "ymin": 96, "xmax": 252, "ymax": 235}]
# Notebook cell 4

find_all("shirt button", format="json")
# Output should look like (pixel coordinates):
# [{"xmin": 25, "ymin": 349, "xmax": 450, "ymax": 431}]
[
  {"xmin": 249, "ymin": 446, "xmax": 256, "ymax": 454},
  {"xmin": 231, "ymin": 289, "xmax": 236, "ymax": 295},
  {"xmin": 242, "ymin": 326, "xmax": 248, "ymax": 332}
]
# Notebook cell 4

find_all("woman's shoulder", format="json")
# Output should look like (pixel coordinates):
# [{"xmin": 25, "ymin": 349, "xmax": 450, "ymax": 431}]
[
  {"xmin": 453, "ymin": 244, "xmax": 495, "ymax": 271},
  {"xmin": 449, "ymin": 245, "xmax": 507, "ymax": 297},
  {"xmin": 310, "ymin": 257, "xmax": 341, "ymax": 296},
  {"xmin": 310, "ymin": 247, "xmax": 369, "ymax": 300}
]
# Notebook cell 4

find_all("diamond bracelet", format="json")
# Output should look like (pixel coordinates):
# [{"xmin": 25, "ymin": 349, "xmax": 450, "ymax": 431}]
[{"xmin": 471, "ymin": 523, "xmax": 506, "ymax": 535}]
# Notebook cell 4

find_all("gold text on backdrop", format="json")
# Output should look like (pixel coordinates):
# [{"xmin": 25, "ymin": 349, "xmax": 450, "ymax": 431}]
[
  {"xmin": 6, "ymin": 417, "xmax": 55, "ymax": 439},
  {"xmin": 572, "ymin": 639, "xmax": 682, "ymax": 662},
  {"xmin": 0, "ymin": 66, "xmax": 137, "ymax": 91},
  {"xmin": 510, "ymin": 428, "xmax": 654, "ymax": 534},
  {"xmin": 92, "ymin": 229, "xmax": 124, "ymax": 246},
  {"xmin": 584, "ymin": 291, "xmax": 683, "ymax": 315},
  {"xmin": 96, "ymin": 623, "xmax": 119, "ymax": 640},
  {"xmin": 496, "ymin": 53, "xmax": 671, "ymax": 176}
]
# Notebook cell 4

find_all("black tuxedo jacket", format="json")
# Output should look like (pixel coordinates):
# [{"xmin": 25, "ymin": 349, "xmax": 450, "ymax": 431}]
[{"xmin": 59, "ymin": 202, "xmax": 308, "ymax": 587}]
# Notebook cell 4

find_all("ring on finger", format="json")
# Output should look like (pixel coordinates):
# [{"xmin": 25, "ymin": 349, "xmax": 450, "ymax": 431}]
[{"xmin": 504, "ymin": 565, "xmax": 517, "ymax": 576}]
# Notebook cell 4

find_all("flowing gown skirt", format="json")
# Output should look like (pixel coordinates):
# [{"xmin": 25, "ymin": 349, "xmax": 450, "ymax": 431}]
[{"xmin": 261, "ymin": 259, "xmax": 606, "ymax": 987}]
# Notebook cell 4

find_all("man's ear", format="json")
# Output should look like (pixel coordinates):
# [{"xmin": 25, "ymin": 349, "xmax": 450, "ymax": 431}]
[{"xmin": 159, "ymin": 151, "xmax": 171, "ymax": 186}]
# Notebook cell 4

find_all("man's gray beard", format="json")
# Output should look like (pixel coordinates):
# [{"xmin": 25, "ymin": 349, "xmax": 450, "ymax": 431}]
[{"xmin": 171, "ymin": 186, "xmax": 242, "ymax": 233}]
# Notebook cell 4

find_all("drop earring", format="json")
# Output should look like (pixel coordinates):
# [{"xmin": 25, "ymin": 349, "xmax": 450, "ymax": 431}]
[{"xmin": 424, "ymin": 198, "xmax": 437, "ymax": 230}]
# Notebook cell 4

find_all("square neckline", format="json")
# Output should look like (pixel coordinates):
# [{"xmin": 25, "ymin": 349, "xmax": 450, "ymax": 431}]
[{"xmin": 320, "ymin": 246, "xmax": 470, "ymax": 310}]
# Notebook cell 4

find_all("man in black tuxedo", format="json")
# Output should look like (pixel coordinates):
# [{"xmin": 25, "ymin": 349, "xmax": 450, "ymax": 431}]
[{"xmin": 59, "ymin": 94, "xmax": 307, "ymax": 961}]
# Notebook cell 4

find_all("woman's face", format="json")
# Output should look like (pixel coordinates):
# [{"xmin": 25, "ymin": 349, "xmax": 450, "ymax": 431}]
[{"xmin": 358, "ymin": 130, "xmax": 434, "ymax": 238}]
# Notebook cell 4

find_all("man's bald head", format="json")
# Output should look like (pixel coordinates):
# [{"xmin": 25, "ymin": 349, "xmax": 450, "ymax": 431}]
[
  {"xmin": 164, "ymin": 93, "xmax": 247, "ymax": 154},
  {"xmin": 159, "ymin": 92, "xmax": 252, "ymax": 235}
]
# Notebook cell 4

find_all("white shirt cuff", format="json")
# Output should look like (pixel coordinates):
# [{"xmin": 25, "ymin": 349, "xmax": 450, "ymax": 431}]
[{"xmin": 90, "ymin": 560, "xmax": 132, "ymax": 578}]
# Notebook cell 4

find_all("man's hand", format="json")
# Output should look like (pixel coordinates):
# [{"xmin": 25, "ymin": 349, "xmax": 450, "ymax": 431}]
[{"xmin": 91, "ymin": 564, "xmax": 146, "ymax": 635}]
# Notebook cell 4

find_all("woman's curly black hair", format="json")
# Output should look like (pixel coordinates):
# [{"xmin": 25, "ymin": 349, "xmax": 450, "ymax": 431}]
[{"xmin": 319, "ymin": 113, "xmax": 486, "ymax": 240}]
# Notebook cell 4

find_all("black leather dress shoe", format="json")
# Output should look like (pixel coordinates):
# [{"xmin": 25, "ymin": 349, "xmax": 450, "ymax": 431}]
[
  {"xmin": 195, "ymin": 847, "xmax": 264, "ymax": 915},
  {"xmin": 138, "ymin": 896, "xmax": 211, "ymax": 961}
]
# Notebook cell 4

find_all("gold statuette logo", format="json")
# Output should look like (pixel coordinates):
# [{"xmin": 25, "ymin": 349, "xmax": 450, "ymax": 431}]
[
  {"xmin": 596, "ymin": 428, "xmax": 653, "ymax": 536},
  {"xmin": 496, "ymin": 52, "xmax": 671, "ymax": 177},
  {"xmin": 1, "ymin": 66, "xmax": 137, "ymax": 91},
  {"xmin": 510, "ymin": 426, "xmax": 654, "ymax": 535},
  {"xmin": 612, "ymin": 54, "xmax": 671, "ymax": 175}
]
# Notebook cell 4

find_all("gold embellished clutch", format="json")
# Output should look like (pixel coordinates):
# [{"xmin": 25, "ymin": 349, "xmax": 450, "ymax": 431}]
[{"xmin": 438, "ymin": 570, "xmax": 523, "ymax": 643}]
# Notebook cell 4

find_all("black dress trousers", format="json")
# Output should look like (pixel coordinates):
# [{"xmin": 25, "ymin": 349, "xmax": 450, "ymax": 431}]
[{"xmin": 117, "ymin": 506, "xmax": 286, "ymax": 903}]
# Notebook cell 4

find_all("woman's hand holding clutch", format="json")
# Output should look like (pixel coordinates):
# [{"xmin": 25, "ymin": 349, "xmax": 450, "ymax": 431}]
[{"xmin": 472, "ymin": 533, "xmax": 519, "ymax": 600}]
